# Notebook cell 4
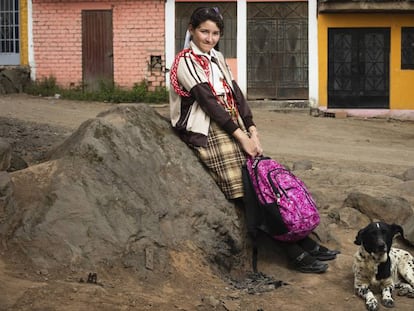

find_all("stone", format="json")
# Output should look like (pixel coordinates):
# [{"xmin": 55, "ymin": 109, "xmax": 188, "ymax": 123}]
[
  {"xmin": 292, "ymin": 159, "xmax": 313, "ymax": 171},
  {"xmin": 402, "ymin": 216, "xmax": 414, "ymax": 245},
  {"xmin": 402, "ymin": 167, "xmax": 414, "ymax": 181},
  {"xmin": 0, "ymin": 67, "xmax": 30, "ymax": 94},
  {"xmin": 2, "ymin": 104, "xmax": 244, "ymax": 274},
  {"xmin": 343, "ymin": 191, "xmax": 413, "ymax": 225},
  {"xmin": 0, "ymin": 139, "xmax": 11, "ymax": 171},
  {"xmin": 8, "ymin": 153, "xmax": 28, "ymax": 172}
]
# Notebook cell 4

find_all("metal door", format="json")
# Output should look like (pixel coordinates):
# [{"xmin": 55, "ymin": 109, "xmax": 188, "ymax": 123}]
[
  {"xmin": 328, "ymin": 28, "xmax": 390, "ymax": 109},
  {"xmin": 0, "ymin": 0, "xmax": 19, "ymax": 65},
  {"xmin": 247, "ymin": 2, "xmax": 308, "ymax": 100},
  {"xmin": 82, "ymin": 10, "xmax": 113, "ymax": 92}
]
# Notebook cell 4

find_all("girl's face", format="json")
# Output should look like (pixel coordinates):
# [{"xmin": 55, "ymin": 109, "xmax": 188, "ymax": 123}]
[{"xmin": 190, "ymin": 20, "xmax": 221, "ymax": 54}]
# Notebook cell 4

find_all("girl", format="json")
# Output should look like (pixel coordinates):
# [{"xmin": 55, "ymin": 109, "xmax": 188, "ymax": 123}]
[{"xmin": 169, "ymin": 7, "xmax": 338, "ymax": 274}]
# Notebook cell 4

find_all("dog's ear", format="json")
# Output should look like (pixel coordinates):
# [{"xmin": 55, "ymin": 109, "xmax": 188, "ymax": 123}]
[
  {"xmin": 391, "ymin": 224, "xmax": 404, "ymax": 238},
  {"xmin": 354, "ymin": 228, "xmax": 365, "ymax": 245}
]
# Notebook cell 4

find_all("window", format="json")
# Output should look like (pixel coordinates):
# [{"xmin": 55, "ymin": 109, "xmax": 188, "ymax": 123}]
[
  {"xmin": 0, "ymin": 0, "xmax": 20, "ymax": 65},
  {"xmin": 401, "ymin": 27, "xmax": 414, "ymax": 70}
]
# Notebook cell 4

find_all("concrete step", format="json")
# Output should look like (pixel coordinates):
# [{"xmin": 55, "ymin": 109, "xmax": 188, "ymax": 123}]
[{"xmin": 247, "ymin": 100, "xmax": 311, "ymax": 112}]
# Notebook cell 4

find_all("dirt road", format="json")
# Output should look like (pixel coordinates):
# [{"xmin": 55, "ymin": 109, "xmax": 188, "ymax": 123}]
[{"xmin": 2, "ymin": 93, "xmax": 413, "ymax": 168}]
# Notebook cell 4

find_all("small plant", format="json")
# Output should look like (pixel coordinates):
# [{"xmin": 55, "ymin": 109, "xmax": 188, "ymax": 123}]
[
  {"xmin": 24, "ymin": 77, "xmax": 168, "ymax": 104},
  {"xmin": 24, "ymin": 76, "xmax": 60, "ymax": 97}
]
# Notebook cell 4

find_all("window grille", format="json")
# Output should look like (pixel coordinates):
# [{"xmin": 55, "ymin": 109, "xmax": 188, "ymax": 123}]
[
  {"xmin": 402, "ymin": 27, "xmax": 414, "ymax": 70},
  {"xmin": 0, "ymin": 0, "xmax": 20, "ymax": 65}
]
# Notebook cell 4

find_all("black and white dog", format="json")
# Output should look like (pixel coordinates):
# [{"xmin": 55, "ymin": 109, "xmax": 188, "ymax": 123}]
[{"xmin": 353, "ymin": 222, "xmax": 414, "ymax": 310}]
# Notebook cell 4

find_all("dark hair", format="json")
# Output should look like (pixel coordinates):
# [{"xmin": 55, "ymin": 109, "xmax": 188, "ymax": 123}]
[{"xmin": 189, "ymin": 7, "xmax": 224, "ymax": 35}]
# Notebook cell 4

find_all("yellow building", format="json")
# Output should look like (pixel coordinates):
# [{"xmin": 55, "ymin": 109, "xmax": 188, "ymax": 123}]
[{"xmin": 317, "ymin": 0, "xmax": 414, "ymax": 118}]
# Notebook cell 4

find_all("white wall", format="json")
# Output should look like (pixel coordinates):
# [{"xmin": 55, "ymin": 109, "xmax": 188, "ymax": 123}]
[
  {"xmin": 237, "ymin": 0, "xmax": 247, "ymax": 95},
  {"xmin": 308, "ymin": 0, "xmax": 319, "ymax": 107},
  {"xmin": 165, "ymin": 0, "xmax": 175, "ymax": 90}
]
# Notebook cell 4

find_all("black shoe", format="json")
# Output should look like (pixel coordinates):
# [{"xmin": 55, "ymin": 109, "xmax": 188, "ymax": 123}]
[
  {"xmin": 293, "ymin": 252, "xmax": 328, "ymax": 274},
  {"xmin": 309, "ymin": 245, "xmax": 340, "ymax": 261}
]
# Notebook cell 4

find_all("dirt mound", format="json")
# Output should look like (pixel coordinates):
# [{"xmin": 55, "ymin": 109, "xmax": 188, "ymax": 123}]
[{"xmin": 2, "ymin": 105, "xmax": 245, "ymax": 272}]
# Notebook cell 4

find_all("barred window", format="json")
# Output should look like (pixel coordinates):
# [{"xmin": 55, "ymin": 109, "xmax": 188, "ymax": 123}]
[
  {"xmin": 0, "ymin": 0, "xmax": 20, "ymax": 65},
  {"xmin": 401, "ymin": 27, "xmax": 414, "ymax": 70}
]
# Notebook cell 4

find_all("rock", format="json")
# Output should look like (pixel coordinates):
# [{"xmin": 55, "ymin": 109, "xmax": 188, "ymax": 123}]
[
  {"xmin": 0, "ymin": 67, "xmax": 30, "ymax": 94},
  {"xmin": 402, "ymin": 216, "xmax": 414, "ymax": 245},
  {"xmin": 0, "ymin": 139, "xmax": 11, "ymax": 171},
  {"xmin": 1, "ymin": 104, "xmax": 245, "ymax": 274},
  {"xmin": 0, "ymin": 171, "xmax": 13, "ymax": 223},
  {"xmin": 8, "ymin": 153, "xmax": 28, "ymax": 172},
  {"xmin": 312, "ymin": 216, "xmax": 340, "ymax": 245},
  {"xmin": 391, "ymin": 180, "xmax": 414, "ymax": 197},
  {"xmin": 336, "ymin": 206, "xmax": 370, "ymax": 230},
  {"xmin": 292, "ymin": 160, "xmax": 312, "ymax": 171},
  {"xmin": 342, "ymin": 192, "xmax": 413, "ymax": 225},
  {"xmin": 402, "ymin": 167, "xmax": 414, "ymax": 181}
]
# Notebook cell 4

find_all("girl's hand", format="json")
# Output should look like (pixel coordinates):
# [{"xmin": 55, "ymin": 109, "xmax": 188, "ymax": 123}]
[
  {"xmin": 233, "ymin": 128, "xmax": 263, "ymax": 157},
  {"xmin": 249, "ymin": 126, "xmax": 263, "ymax": 156}
]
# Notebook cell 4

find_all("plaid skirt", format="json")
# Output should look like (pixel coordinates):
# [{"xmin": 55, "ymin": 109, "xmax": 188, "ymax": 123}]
[{"xmin": 193, "ymin": 120, "xmax": 247, "ymax": 200}]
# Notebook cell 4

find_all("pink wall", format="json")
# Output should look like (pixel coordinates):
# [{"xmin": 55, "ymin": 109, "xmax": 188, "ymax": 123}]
[
  {"xmin": 226, "ymin": 58, "xmax": 238, "ymax": 83},
  {"xmin": 32, "ymin": 0, "xmax": 165, "ymax": 89}
]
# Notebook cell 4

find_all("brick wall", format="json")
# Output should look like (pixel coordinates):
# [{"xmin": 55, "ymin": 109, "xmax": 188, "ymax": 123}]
[{"xmin": 32, "ymin": 0, "xmax": 165, "ymax": 90}]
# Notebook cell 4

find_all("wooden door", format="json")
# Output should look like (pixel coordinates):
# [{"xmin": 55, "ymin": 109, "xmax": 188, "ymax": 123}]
[
  {"xmin": 328, "ymin": 28, "xmax": 390, "ymax": 109},
  {"xmin": 82, "ymin": 10, "xmax": 113, "ymax": 92},
  {"xmin": 247, "ymin": 2, "xmax": 308, "ymax": 100}
]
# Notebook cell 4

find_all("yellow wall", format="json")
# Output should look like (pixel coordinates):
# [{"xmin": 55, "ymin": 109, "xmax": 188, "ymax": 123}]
[
  {"xmin": 318, "ymin": 13, "xmax": 414, "ymax": 110},
  {"xmin": 20, "ymin": 0, "xmax": 28, "ymax": 65}
]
